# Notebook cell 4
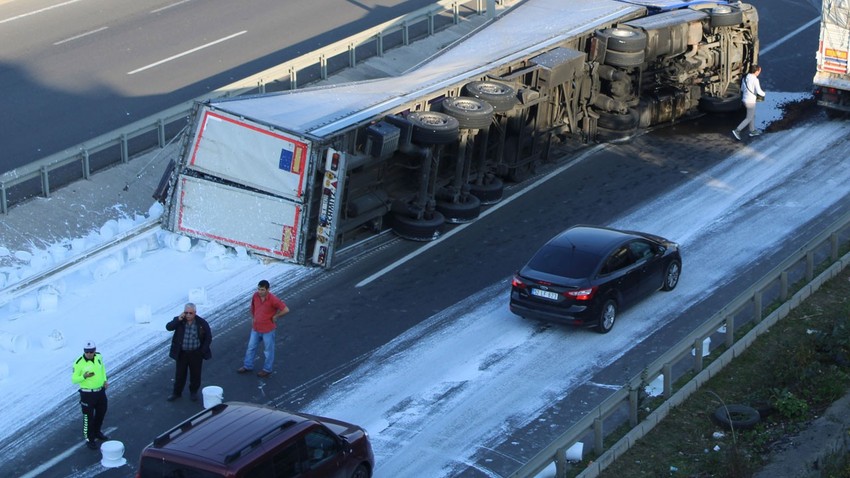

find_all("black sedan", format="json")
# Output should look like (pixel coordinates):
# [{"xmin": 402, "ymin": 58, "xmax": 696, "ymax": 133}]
[{"xmin": 510, "ymin": 225, "xmax": 681, "ymax": 333}]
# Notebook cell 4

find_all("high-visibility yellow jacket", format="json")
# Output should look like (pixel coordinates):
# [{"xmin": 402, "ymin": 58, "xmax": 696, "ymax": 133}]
[{"xmin": 72, "ymin": 353, "xmax": 108, "ymax": 389}]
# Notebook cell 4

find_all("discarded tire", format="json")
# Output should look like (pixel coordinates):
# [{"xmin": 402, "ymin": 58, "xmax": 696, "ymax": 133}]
[{"xmin": 713, "ymin": 404, "xmax": 761, "ymax": 430}]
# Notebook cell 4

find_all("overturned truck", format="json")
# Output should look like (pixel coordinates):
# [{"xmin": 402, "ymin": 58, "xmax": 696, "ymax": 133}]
[{"xmin": 162, "ymin": 0, "xmax": 758, "ymax": 268}]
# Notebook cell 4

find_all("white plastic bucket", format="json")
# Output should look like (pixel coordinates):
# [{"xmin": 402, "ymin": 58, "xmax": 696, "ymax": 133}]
[
  {"xmin": 202, "ymin": 386, "xmax": 224, "ymax": 408},
  {"xmin": 566, "ymin": 442, "xmax": 584, "ymax": 462},
  {"xmin": 41, "ymin": 329, "xmax": 65, "ymax": 350},
  {"xmin": 100, "ymin": 440, "xmax": 127, "ymax": 468},
  {"xmin": 0, "ymin": 331, "xmax": 29, "ymax": 353}
]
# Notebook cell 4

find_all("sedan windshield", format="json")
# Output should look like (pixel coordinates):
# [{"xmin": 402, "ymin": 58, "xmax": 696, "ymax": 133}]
[{"xmin": 527, "ymin": 244, "xmax": 602, "ymax": 279}]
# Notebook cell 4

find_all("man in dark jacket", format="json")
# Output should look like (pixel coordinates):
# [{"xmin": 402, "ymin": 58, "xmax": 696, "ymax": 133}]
[{"xmin": 165, "ymin": 303, "xmax": 212, "ymax": 402}]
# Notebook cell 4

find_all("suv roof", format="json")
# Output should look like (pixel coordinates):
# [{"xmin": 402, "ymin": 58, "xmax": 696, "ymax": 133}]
[{"xmin": 146, "ymin": 402, "xmax": 307, "ymax": 467}]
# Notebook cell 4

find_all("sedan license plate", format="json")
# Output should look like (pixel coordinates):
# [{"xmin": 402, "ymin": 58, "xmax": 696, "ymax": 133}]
[{"xmin": 531, "ymin": 288, "xmax": 559, "ymax": 300}]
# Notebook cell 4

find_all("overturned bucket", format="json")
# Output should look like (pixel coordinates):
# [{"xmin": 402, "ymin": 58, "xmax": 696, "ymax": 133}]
[
  {"xmin": 100, "ymin": 440, "xmax": 127, "ymax": 468},
  {"xmin": 202, "ymin": 386, "xmax": 224, "ymax": 408}
]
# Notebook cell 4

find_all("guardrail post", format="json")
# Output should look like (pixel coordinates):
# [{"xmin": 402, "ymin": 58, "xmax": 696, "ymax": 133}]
[
  {"xmin": 779, "ymin": 271, "xmax": 789, "ymax": 301},
  {"xmin": 377, "ymin": 31, "xmax": 384, "ymax": 57},
  {"xmin": 289, "ymin": 66, "xmax": 298, "ymax": 90},
  {"xmin": 753, "ymin": 290, "xmax": 762, "ymax": 322},
  {"xmin": 320, "ymin": 54, "xmax": 328, "ymax": 80},
  {"xmin": 725, "ymin": 316, "xmax": 735, "ymax": 348},
  {"xmin": 403, "ymin": 21, "xmax": 410, "ymax": 45},
  {"xmin": 629, "ymin": 388, "xmax": 638, "ymax": 426},
  {"xmin": 81, "ymin": 149, "xmax": 91, "ymax": 180},
  {"xmin": 258, "ymin": 79, "xmax": 266, "ymax": 95},
  {"xmin": 805, "ymin": 251, "xmax": 814, "ymax": 281},
  {"xmin": 831, "ymin": 233, "xmax": 839, "ymax": 261},
  {"xmin": 662, "ymin": 363, "xmax": 672, "ymax": 397},
  {"xmin": 453, "ymin": 1, "xmax": 460, "ymax": 24},
  {"xmin": 121, "ymin": 133, "xmax": 129, "ymax": 163},
  {"xmin": 40, "ymin": 165, "xmax": 50, "ymax": 197},
  {"xmin": 594, "ymin": 417, "xmax": 604, "ymax": 454},
  {"xmin": 693, "ymin": 337, "xmax": 704, "ymax": 372},
  {"xmin": 157, "ymin": 118, "xmax": 166, "ymax": 148},
  {"xmin": 428, "ymin": 12, "xmax": 435, "ymax": 36},
  {"xmin": 1, "ymin": 182, "xmax": 7, "ymax": 215},
  {"xmin": 554, "ymin": 446, "xmax": 568, "ymax": 477},
  {"xmin": 349, "ymin": 42, "xmax": 357, "ymax": 68},
  {"xmin": 487, "ymin": 0, "xmax": 496, "ymax": 18}
]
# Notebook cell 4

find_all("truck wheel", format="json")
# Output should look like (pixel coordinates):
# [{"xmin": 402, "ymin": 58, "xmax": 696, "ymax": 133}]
[
  {"xmin": 699, "ymin": 86, "xmax": 741, "ymax": 114},
  {"xmin": 709, "ymin": 6, "xmax": 743, "ymax": 28},
  {"xmin": 462, "ymin": 81, "xmax": 518, "ymax": 113},
  {"xmin": 391, "ymin": 211, "xmax": 445, "ymax": 241},
  {"xmin": 469, "ymin": 177, "xmax": 503, "ymax": 205},
  {"xmin": 604, "ymin": 49, "xmax": 645, "ymax": 68},
  {"xmin": 596, "ymin": 298, "xmax": 617, "ymax": 334},
  {"xmin": 440, "ymin": 97, "xmax": 494, "ymax": 130},
  {"xmin": 597, "ymin": 27, "xmax": 647, "ymax": 53},
  {"xmin": 407, "ymin": 111, "xmax": 460, "ymax": 144},
  {"xmin": 596, "ymin": 109, "xmax": 639, "ymax": 131},
  {"xmin": 436, "ymin": 194, "xmax": 481, "ymax": 223}
]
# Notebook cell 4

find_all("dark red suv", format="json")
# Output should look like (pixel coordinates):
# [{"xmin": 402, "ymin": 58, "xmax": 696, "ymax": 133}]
[{"xmin": 136, "ymin": 402, "xmax": 374, "ymax": 478}]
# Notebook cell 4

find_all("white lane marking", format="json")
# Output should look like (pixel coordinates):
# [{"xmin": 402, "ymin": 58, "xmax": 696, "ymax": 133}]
[
  {"xmin": 127, "ymin": 30, "xmax": 247, "ymax": 75},
  {"xmin": 0, "ymin": 0, "xmax": 81, "ymax": 25},
  {"xmin": 53, "ymin": 26, "xmax": 108, "ymax": 45},
  {"xmin": 760, "ymin": 16, "xmax": 820, "ymax": 56},
  {"xmin": 19, "ymin": 425, "xmax": 118, "ymax": 478},
  {"xmin": 151, "ymin": 0, "xmax": 192, "ymax": 14},
  {"xmin": 355, "ymin": 144, "xmax": 607, "ymax": 288}
]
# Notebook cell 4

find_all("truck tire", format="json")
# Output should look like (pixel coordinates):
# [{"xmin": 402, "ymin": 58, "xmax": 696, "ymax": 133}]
[
  {"xmin": 440, "ymin": 97, "xmax": 495, "ymax": 130},
  {"xmin": 391, "ymin": 211, "xmax": 445, "ymax": 241},
  {"xmin": 462, "ymin": 81, "xmax": 518, "ymax": 113},
  {"xmin": 604, "ymin": 49, "xmax": 645, "ymax": 68},
  {"xmin": 597, "ymin": 27, "xmax": 647, "ymax": 53},
  {"xmin": 436, "ymin": 194, "xmax": 481, "ymax": 223},
  {"xmin": 469, "ymin": 177, "xmax": 504, "ymax": 205},
  {"xmin": 709, "ymin": 6, "xmax": 743, "ymax": 28},
  {"xmin": 596, "ymin": 108, "xmax": 639, "ymax": 130},
  {"xmin": 699, "ymin": 86, "xmax": 742, "ymax": 114},
  {"xmin": 407, "ymin": 111, "xmax": 460, "ymax": 144}
]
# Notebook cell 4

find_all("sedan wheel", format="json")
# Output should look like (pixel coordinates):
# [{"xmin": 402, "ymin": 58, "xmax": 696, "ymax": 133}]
[
  {"xmin": 662, "ymin": 260, "xmax": 681, "ymax": 291},
  {"xmin": 596, "ymin": 299, "xmax": 617, "ymax": 334}
]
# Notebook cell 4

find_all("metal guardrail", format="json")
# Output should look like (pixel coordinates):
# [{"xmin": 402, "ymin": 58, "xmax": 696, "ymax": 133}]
[
  {"xmin": 0, "ymin": 0, "xmax": 504, "ymax": 214},
  {"xmin": 509, "ymin": 209, "xmax": 850, "ymax": 478}
]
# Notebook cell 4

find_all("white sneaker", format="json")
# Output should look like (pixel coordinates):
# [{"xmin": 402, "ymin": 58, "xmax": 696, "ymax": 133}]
[
  {"xmin": 732, "ymin": 129, "xmax": 741, "ymax": 141},
  {"xmin": 748, "ymin": 129, "xmax": 762, "ymax": 137}
]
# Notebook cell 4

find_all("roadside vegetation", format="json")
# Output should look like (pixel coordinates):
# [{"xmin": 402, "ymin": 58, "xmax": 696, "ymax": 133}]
[{"xmin": 583, "ymin": 261, "xmax": 850, "ymax": 477}]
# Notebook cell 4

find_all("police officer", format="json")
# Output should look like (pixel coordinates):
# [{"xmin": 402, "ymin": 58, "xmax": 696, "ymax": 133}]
[{"xmin": 72, "ymin": 340, "xmax": 109, "ymax": 450}]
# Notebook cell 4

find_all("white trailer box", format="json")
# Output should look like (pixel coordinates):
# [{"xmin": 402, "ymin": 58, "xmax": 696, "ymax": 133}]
[{"xmin": 814, "ymin": 0, "xmax": 850, "ymax": 111}]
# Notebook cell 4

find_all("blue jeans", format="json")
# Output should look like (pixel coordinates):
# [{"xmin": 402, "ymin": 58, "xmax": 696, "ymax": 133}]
[{"xmin": 242, "ymin": 330, "xmax": 275, "ymax": 372}]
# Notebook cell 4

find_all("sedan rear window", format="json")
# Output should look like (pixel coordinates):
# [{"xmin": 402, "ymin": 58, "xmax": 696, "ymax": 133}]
[{"xmin": 527, "ymin": 245, "xmax": 602, "ymax": 278}]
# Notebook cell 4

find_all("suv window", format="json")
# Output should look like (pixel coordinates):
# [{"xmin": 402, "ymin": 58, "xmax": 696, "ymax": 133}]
[
  {"xmin": 139, "ymin": 456, "xmax": 224, "ymax": 478},
  {"xmin": 305, "ymin": 428, "xmax": 341, "ymax": 468}
]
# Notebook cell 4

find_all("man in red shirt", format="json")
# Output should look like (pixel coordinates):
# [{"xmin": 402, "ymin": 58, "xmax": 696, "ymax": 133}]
[{"xmin": 237, "ymin": 280, "xmax": 290, "ymax": 377}]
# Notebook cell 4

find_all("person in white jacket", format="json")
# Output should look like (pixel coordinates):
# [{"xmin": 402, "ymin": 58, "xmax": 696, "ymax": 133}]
[{"xmin": 733, "ymin": 64, "xmax": 766, "ymax": 140}]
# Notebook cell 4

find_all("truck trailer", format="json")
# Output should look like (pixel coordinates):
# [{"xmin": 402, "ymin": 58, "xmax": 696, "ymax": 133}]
[
  {"xmin": 161, "ymin": 0, "xmax": 759, "ymax": 268},
  {"xmin": 814, "ymin": 0, "xmax": 850, "ymax": 114}
]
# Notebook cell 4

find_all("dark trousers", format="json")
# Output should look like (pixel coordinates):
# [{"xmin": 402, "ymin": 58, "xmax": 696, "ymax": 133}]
[
  {"xmin": 79, "ymin": 389, "xmax": 107, "ymax": 442},
  {"xmin": 174, "ymin": 349, "xmax": 203, "ymax": 395}
]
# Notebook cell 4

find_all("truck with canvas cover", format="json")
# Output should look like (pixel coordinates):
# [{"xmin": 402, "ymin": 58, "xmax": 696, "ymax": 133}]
[
  {"xmin": 814, "ymin": 0, "xmax": 850, "ymax": 114},
  {"xmin": 161, "ymin": 0, "xmax": 759, "ymax": 268}
]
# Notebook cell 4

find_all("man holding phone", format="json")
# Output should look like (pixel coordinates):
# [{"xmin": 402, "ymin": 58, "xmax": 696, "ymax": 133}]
[{"xmin": 165, "ymin": 303, "xmax": 212, "ymax": 402}]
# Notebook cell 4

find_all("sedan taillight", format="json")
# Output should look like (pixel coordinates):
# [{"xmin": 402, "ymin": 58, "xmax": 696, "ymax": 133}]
[
  {"xmin": 511, "ymin": 275, "xmax": 527, "ymax": 289},
  {"xmin": 566, "ymin": 286, "xmax": 596, "ymax": 301}
]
